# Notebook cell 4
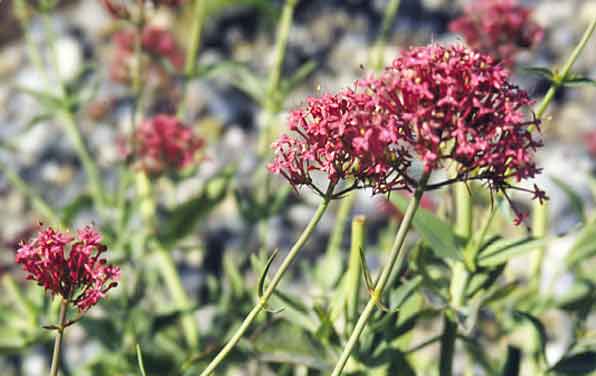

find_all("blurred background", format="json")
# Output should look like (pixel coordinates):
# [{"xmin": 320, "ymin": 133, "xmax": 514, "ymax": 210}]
[{"xmin": 1, "ymin": 0, "xmax": 595, "ymax": 375}]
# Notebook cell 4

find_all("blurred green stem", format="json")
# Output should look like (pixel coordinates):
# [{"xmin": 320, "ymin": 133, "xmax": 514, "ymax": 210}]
[
  {"xmin": 330, "ymin": 172, "xmax": 430, "ymax": 376},
  {"xmin": 135, "ymin": 172, "xmax": 199, "ymax": 348},
  {"xmin": 322, "ymin": 192, "xmax": 355, "ymax": 283},
  {"xmin": 59, "ymin": 111, "xmax": 107, "ymax": 212},
  {"xmin": 40, "ymin": 11, "xmax": 108, "ymax": 211},
  {"xmin": 530, "ymin": 17, "xmax": 596, "ymax": 285},
  {"xmin": 49, "ymin": 298, "xmax": 68, "ymax": 376},
  {"xmin": 200, "ymin": 198, "xmax": 330, "ymax": 376},
  {"xmin": 258, "ymin": 0, "xmax": 298, "ymax": 154},
  {"xmin": 346, "ymin": 215, "xmax": 365, "ymax": 331},
  {"xmin": 439, "ymin": 182, "xmax": 473, "ymax": 376},
  {"xmin": 177, "ymin": 0, "xmax": 207, "ymax": 118},
  {"xmin": 371, "ymin": 0, "xmax": 401, "ymax": 71}
]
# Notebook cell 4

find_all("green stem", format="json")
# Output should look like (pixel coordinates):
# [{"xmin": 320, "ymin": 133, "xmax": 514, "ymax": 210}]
[
  {"xmin": 346, "ymin": 215, "xmax": 365, "ymax": 330},
  {"xmin": 0, "ymin": 161, "xmax": 62, "ymax": 226},
  {"xmin": 330, "ymin": 172, "xmax": 430, "ymax": 376},
  {"xmin": 320, "ymin": 192, "xmax": 355, "ymax": 287},
  {"xmin": 258, "ymin": 0, "xmax": 298, "ymax": 154},
  {"xmin": 371, "ymin": 0, "xmax": 401, "ymax": 71},
  {"xmin": 60, "ymin": 111, "xmax": 107, "ymax": 211},
  {"xmin": 40, "ymin": 11, "xmax": 108, "ymax": 211},
  {"xmin": 135, "ymin": 172, "xmax": 198, "ymax": 349},
  {"xmin": 200, "ymin": 198, "xmax": 330, "ymax": 376},
  {"xmin": 177, "ymin": 0, "xmax": 207, "ymax": 118},
  {"xmin": 530, "ymin": 17, "xmax": 596, "ymax": 283},
  {"xmin": 440, "ymin": 181, "xmax": 473, "ymax": 376},
  {"xmin": 49, "ymin": 299, "xmax": 68, "ymax": 376}
]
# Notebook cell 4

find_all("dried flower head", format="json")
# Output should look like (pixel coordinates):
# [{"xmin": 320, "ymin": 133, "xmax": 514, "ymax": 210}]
[
  {"xmin": 130, "ymin": 114, "xmax": 203, "ymax": 175},
  {"xmin": 268, "ymin": 89, "xmax": 412, "ymax": 197},
  {"xmin": 110, "ymin": 27, "xmax": 184, "ymax": 84},
  {"xmin": 449, "ymin": 0, "xmax": 543, "ymax": 67},
  {"xmin": 362, "ymin": 44, "xmax": 546, "ymax": 222},
  {"xmin": 16, "ymin": 226, "xmax": 120, "ymax": 311}
]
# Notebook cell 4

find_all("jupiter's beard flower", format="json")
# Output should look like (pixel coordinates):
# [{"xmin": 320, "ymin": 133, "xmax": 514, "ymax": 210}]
[
  {"xmin": 449, "ymin": 0, "xmax": 543, "ymax": 67},
  {"xmin": 362, "ymin": 44, "xmax": 546, "ymax": 223},
  {"xmin": 129, "ymin": 114, "xmax": 204, "ymax": 175},
  {"xmin": 268, "ymin": 89, "xmax": 412, "ymax": 196},
  {"xmin": 15, "ymin": 227, "xmax": 120, "ymax": 311},
  {"xmin": 110, "ymin": 27, "xmax": 184, "ymax": 84}
]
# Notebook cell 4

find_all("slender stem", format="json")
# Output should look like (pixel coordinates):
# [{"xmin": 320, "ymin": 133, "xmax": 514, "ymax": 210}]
[
  {"xmin": 258, "ymin": 0, "xmax": 298, "ymax": 154},
  {"xmin": 346, "ymin": 215, "xmax": 365, "ymax": 330},
  {"xmin": 200, "ymin": 199, "xmax": 330, "ymax": 376},
  {"xmin": 40, "ymin": 11, "xmax": 107, "ymax": 211},
  {"xmin": 177, "ymin": 0, "xmax": 207, "ymax": 118},
  {"xmin": 320, "ymin": 192, "xmax": 355, "ymax": 287},
  {"xmin": 135, "ymin": 172, "xmax": 199, "ymax": 348},
  {"xmin": 60, "ymin": 111, "xmax": 107, "ymax": 211},
  {"xmin": 372, "ymin": 0, "xmax": 401, "ymax": 71},
  {"xmin": 530, "ymin": 17, "xmax": 596, "ymax": 283},
  {"xmin": 184, "ymin": 0, "xmax": 207, "ymax": 77},
  {"xmin": 440, "ymin": 181, "xmax": 473, "ymax": 376},
  {"xmin": 330, "ymin": 172, "xmax": 430, "ymax": 376},
  {"xmin": 49, "ymin": 299, "xmax": 69, "ymax": 376}
]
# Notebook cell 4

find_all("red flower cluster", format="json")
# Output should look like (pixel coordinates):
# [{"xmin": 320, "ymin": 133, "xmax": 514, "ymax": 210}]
[
  {"xmin": 130, "ymin": 114, "xmax": 203, "ymax": 175},
  {"xmin": 110, "ymin": 27, "xmax": 185, "ymax": 83},
  {"xmin": 269, "ymin": 44, "xmax": 545, "ymax": 222},
  {"xmin": 449, "ymin": 0, "xmax": 543, "ymax": 67},
  {"xmin": 16, "ymin": 227, "xmax": 120, "ymax": 311},
  {"xmin": 268, "ymin": 89, "xmax": 412, "ymax": 196}
]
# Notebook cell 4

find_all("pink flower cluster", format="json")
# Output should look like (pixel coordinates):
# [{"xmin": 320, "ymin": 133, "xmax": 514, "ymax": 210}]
[
  {"xmin": 111, "ymin": 27, "xmax": 184, "ymax": 84},
  {"xmin": 269, "ymin": 44, "xmax": 545, "ymax": 222},
  {"xmin": 449, "ymin": 0, "xmax": 543, "ymax": 67},
  {"xmin": 130, "ymin": 114, "xmax": 203, "ymax": 175},
  {"xmin": 16, "ymin": 226, "xmax": 120, "ymax": 311},
  {"xmin": 364, "ymin": 45, "xmax": 543, "ymax": 193},
  {"xmin": 268, "ymin": 89, "xmax": 412, "ymax": 196}
]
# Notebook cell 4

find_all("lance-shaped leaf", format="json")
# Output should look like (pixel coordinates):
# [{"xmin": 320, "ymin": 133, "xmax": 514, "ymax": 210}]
[{"xmin": 391, "ymin": 194, "xmax": 461, "ymax": 260}]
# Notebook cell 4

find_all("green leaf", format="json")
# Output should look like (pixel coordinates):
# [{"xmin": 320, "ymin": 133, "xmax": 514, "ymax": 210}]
[
  {"xmin": 158, "ymin": 166, "xmax": 235, "ymax": 245},
  {"xmin": 551, "ymin": 176, "xmax": 587, "ymax": 223},
  {"xmin": 136, "ymin": 344, "xmax": 147, "ymax": 376},
  {"xmin": 477, "ymin": 237, "xmax": 544, "ymax": 268},
  {"xmin": 566, "ymin": 219, "xmax": 596, "ymax": 269},
  {"xmin": 520, "ymin": 66, "xmax": 555, "ymax": 81},
  {"xmin": 512, "ymin": 310, "xmax": 547, "ymax": 361},
  {"xmin": 549, "ymin": 351, "xmax": 596, "ymax": 375},
  {"xmin": 16, "ymin": 86, "xmax": 66, "ymax": 112},
  {"xmin": 391, "ymin": 194, "xmax": 461, "ymax": 260},
  {"xmin": 257, "ymin": 248, "xmax": 278, "ymax": 299},
  {"xmin": 562, "ymin": 75, "xmax": 596, "ymax": 87},
  {"xmin": 193, "ymin": 61, "xmax": 265, "ymax": 103}
]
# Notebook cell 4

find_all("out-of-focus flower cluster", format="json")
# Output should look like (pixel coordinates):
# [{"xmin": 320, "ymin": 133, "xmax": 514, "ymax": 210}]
[
  {"xmin": 123, "ymin": 114, "xmax": 203, "ymax": 175},
  {"xmin": 268, "ymin": 89, "xmax": 412, "ymax": 196},
  {"xmin": 449, "ymin": 0, "xmax": 543, "ymax": 67},
  {"xmin": 16, "ymin": 227, "xmax": 120, "ymax": 311},
  {"xmin": 100, "ymin": 0, "xmax": 185, "ymax": 19},
  {"xmin": 270, "ymin": 44, "xmax": 546, "ymax": 222},
  {"xmin": 110, "ymin": 26, "xmax": 184, "ymax": 84}
]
